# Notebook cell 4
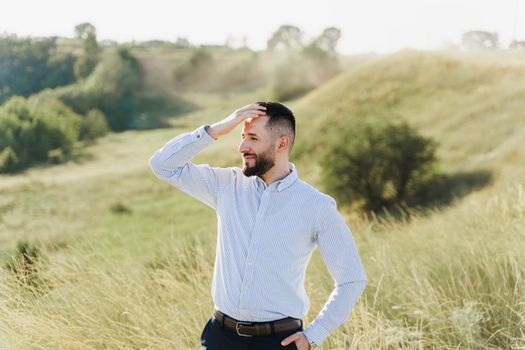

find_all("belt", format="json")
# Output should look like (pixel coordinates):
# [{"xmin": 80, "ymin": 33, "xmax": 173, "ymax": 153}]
[{"xmin": 213, "ymin": 309, "xmax": 303, "ymax": 337}]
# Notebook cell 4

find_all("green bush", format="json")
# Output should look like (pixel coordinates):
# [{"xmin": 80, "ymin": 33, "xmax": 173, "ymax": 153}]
[
  {"xmin": 80, "ymin": 109, "xmax": 109, "ymax": 140},
  {"xmin": 0, "ymin": 146, "xmax": 20, "ymax": 172},
  {"xmin": 110, "ymin": 201, "xmax": 132, "ymax": 214},
  {"xmin": 0, "ymin": 96, "xmax": 82, "ymax": 173},
  {"xmin": 320, "ymin": 119, "xmax": 438, "ymax": 212}
]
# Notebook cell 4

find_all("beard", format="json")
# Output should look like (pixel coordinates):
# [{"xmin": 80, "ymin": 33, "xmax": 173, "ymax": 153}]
[{"xmin": 242, "ymin": 147, "xmax": 275, "ymax": 177}]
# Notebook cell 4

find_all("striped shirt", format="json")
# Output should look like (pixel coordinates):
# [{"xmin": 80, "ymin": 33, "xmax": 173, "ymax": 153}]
[{"xmin": 148, "ymin": 124, "xmax": 368, "ymax": 346}]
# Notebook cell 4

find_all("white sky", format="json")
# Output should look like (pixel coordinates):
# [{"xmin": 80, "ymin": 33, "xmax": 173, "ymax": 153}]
[{"xmin": 1, "ymin": 0, "xmax": 524, "ymax": 54}]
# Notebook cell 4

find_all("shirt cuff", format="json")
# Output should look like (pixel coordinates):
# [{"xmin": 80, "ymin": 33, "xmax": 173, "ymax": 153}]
[
  {"xmin": 302, "ymin": 322, "xmax": 330, "ymax": 346},
  {"xmin": 195, "ymin": 124, "xmax": 217, "ymax": 144}
]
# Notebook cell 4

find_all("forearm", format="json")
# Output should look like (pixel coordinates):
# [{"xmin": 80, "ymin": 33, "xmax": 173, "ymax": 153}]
[
  {"xmin": 303, "ymin": 280, "xmax": 368, "ymax": 346},
  {"xmin": 149, "ymin": 124, "xmax": 215, "ymax": 179},
  {"xmin": 205, "ymin": 119, "xmax": 238, "ymax": 140}
]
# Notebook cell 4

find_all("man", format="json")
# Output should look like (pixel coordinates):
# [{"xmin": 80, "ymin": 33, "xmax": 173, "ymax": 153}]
[{"xmin": 149, "ymin": 102, "xmax": 368, "ymax": 349}]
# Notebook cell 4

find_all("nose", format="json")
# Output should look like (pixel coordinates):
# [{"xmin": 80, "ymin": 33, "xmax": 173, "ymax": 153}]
[{"xmin": 238, "ymin": 139, "xmax": 251, "ymax": 154}]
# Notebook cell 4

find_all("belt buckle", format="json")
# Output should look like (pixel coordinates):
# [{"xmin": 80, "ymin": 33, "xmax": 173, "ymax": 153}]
[{"xmin": 235, "ymin": 321, "xmax": 254, "ymax": 337}]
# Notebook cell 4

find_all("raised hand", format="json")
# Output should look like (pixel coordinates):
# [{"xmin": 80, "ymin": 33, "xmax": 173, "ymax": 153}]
[{"xmin": 206, "ymin": 103, "xmax": 267, "ymax": 139}]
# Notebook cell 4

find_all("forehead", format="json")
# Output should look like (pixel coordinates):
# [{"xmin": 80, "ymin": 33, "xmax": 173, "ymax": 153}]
[{"xmin": 241, "ymin": 116, "xmax": 270, "ymax": 136}]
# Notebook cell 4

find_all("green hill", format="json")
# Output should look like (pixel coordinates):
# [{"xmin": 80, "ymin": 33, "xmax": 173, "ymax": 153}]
[
  {"xmin": 0, "ymin": 51, "xmax": 523, "ymax": 349},
  {"xmin": 292, "ymin": 50, "xmax": 525, "ymax": 190}
]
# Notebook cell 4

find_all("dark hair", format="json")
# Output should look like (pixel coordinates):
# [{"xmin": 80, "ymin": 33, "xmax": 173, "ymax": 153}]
[{"xmin": 257, "ymin": 101, "xmax": 296, "ymax": 153}]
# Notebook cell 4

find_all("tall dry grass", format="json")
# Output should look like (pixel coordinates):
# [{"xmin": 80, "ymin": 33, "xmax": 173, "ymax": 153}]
[{"xmin": 1, "ymin": 182, "xmax": 523, "ymax": 349}]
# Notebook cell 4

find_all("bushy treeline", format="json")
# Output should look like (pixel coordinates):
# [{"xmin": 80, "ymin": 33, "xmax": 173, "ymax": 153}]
[
  {"xmin": 40, "ymin": 47, "xmax": 189, "ymax": 131},
  {"xmin": 269, "ymin": 26, "xmax": 343, "ymax": 100},
  {"xmin": 0, "ymin": 35, "xmax": 76, "ymax": 104},
  {"xmin": 39, "ymin": 47, "xmax": 143, "ymax": 131},
  {"xmin": 273, "ymin": 42, "xmax": 340, "ymax": 101},
  {"xmin": 0, "ymin": 46, "xmax": 193, "ymax": 173},
  {"xmin": 0, "ymin": 96, "xmax": 108, "ymax": 173},
  {"xmin": 172, "ymin": 26, "xmax": 342, "ymax": 100},
  {"xmin": 173, "ymin": 48, "xmax": 264, "ymax": 93}
]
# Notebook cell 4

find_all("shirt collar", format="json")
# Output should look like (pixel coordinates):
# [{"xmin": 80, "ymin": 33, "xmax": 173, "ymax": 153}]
[{"xmin": 255, "ymin": 162, "xmax": 298, "ymax": 192}]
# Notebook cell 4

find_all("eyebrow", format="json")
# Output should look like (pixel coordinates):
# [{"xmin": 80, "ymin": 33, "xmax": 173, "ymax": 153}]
[{"xmin": 241, "ymin": 132, "xmax": 260, "ymax": 137}]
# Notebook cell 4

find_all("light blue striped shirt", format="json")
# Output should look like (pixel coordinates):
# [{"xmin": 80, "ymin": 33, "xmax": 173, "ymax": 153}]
[{"xmin": 148, "ymin": 124, "xmax": 368, "ymax": 345}]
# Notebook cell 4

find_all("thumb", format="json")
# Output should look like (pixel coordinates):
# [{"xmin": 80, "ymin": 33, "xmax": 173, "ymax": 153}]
[{"xmin": 281, "ymin": 332, "xmax": 299, "ymax": 346}]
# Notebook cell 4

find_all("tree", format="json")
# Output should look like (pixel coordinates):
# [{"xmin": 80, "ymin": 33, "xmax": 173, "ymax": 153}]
[
  {"xmin": 320, "ymin": 119, "xmax": 438, "ymax": 212},
  {"xmin": 311, "ymin": 27, "xmax": 341, "ymax": 53},
  {"xmin": 74, "ymin": 22, "xmax": 96, "ymax": 40},
  {"xmin": 267, "ymin": 25, "xmax": 304, "ymax": 51},
  {"xmin": 74, "ymin": 23, "xmax": 100, "ymax": 79},
  {"xmin": 271, "ymin": 27, "xmax": 342, "ymax": 101},
  {"xmin": 510, "ymin": 40, "xmax": 525, "ymax": 49},
  {"xmin": 174, "ymin": 37, "xmax": 191, "ymax": 49},
  {"xmin": 82, "ymin": 47, "xmax": 143, "ymax": 130},
  {"xmin": 0, "ymin": 35, "xmax": 75, "ymax": 104},
  {"xmin": 461, "ymin": 31, "xmax": 498, "ymax": 51}
]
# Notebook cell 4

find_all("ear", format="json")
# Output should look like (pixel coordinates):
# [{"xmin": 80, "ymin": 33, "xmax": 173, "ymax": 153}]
[{"xmin": 276, "ymin": 135, "xmax": 289, "ymax": 154}]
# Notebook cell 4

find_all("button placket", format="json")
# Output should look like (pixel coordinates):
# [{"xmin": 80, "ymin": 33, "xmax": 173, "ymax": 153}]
[{"xmin": 238, "ymin": 190, "xmax": 270, "ymax": 310}]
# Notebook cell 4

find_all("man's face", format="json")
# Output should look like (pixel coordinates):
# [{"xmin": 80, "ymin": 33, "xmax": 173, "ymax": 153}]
[{"xmin": 238, "ymin": 116, "xmax": 276, "ymax": 177}]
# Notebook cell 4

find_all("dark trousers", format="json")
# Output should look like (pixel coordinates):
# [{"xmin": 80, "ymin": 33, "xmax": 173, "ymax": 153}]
[{"xmin": 199, "ymin": 313, "xmax": 302, "ymax": 350}]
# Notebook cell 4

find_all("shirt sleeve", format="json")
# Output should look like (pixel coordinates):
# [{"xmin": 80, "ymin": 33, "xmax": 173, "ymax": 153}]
[
  {"xmin": 148, "ymin": 124, "xmax": 229, "ymax": 210},
  {"xmin": 302, "ymin": 196, "xmax": 368, "ymax": 346}
]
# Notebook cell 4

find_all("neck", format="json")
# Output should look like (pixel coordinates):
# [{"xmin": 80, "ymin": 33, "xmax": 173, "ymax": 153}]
[{"xmin": 261, "ymin": 161, "xmax": 291, "ymax": 186}]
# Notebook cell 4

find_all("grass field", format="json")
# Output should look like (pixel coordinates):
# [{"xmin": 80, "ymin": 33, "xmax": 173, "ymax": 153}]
[{"xmin": 0, "ymin": 50, "xmax": 524, "ymax": 349}]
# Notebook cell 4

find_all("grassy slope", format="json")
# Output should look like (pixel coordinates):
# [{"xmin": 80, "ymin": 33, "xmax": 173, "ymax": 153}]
[
  {"xmin": 293, "ymin": 50, "xmax": 525, "ymax": 186},
  {"xmin": 0, "ymin": 51, "xmax": 524, "ymax": 349}
]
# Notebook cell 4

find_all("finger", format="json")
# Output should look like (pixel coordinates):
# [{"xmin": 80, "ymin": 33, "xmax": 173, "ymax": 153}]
[
  {"xmin": 241, "ymin": 104, "xmax": 267, "ymax": 112},
  {"xmin": 249, "ymin": 102, "xmax": 267, "ymax": 110},
  {"xmin": 239, "ymin": 103, "xmax": 261, "ymax": 112},
  {"xmin": 241, "ymin": 108, "xmax": 267, "ymax": 116},
  {"xmin": 280, "ymin": 333, "xmax": 299, "ymax": 346},
  {"xmin": 240, "ymin": 110, "xmax": 266, "ymax": 120}
]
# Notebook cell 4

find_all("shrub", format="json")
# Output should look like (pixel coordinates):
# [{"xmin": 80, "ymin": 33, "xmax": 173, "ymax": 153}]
[
  {"xmin": 320, "ymin": 119, "xmax": 438, "ymax": 212},
  {"xmin": 110, "ymin": 201, "xmax": 132, "ymax": 214},
  {"xmin": 47, "ymin": 148, "xmax": 64, "ymax": 164},
  {"xmin": 0, "ymin": 146, "xmax": 20, "ymax": 172},
  {"xmin": 80, "ymin": 109, "xmax": 109, "ymax": 140},
  {"xmin": 0, "ymin": 96, "xmax": 82, "ymax": 173}
]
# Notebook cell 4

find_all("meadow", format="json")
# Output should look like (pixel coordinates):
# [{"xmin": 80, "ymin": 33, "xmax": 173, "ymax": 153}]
[{"xmin": 0, "ymin": 50, "xmax": 524, "ymax": 349}]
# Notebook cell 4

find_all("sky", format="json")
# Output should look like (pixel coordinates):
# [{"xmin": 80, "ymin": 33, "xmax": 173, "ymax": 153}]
[{"xmin": 1, "ymin": 0, "xmax": 524, "ymax": 54}]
